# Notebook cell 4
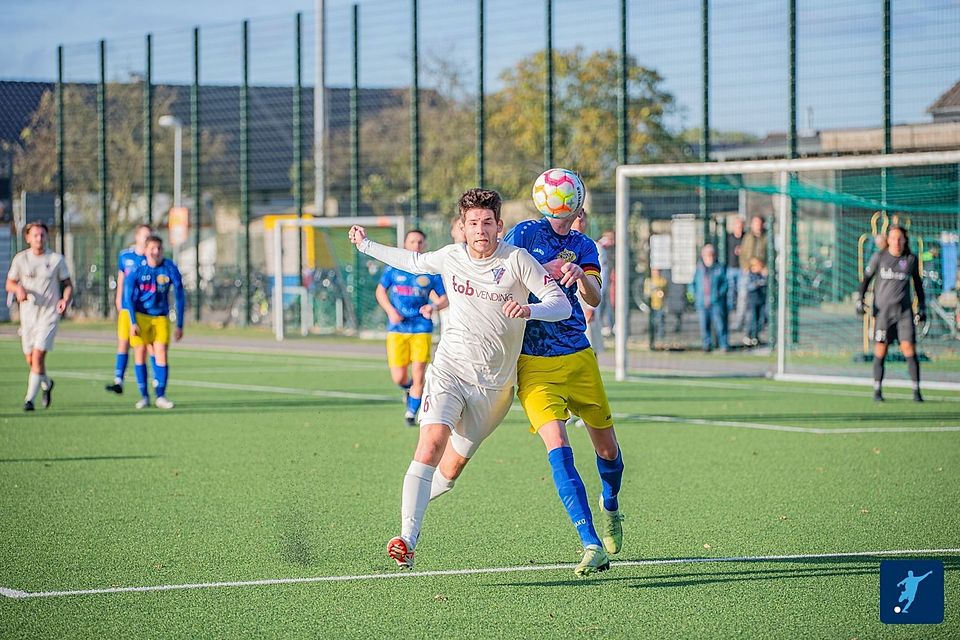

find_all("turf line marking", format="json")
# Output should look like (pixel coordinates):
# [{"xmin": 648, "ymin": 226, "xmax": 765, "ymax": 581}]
[
  {"xmin": 52, "ymin": 371, "xmax": 960, "ymax": 434},
  {"xmin": 3, "ymin": 548, "xmax": 958, "ymax": 600},
  {"xmin": 53, "ymin": 371, "xmax": 396, "ymax": 403},
  {"xmin": 626, "ymin": 376, "xmax": 960, "ymax": 403},
  {"xmin": 614, "ymin": 413, "xmax": 960, "ymax": 434}
]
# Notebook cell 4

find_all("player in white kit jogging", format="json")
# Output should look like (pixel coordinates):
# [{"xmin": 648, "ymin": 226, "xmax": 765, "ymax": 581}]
[
  {"xmin": 349, "ymin": 188, "xmax": 572, "ymax": 569},
  {"xmin": 5, "ymin": 223, "xmax": 73, "ymax": 411}
]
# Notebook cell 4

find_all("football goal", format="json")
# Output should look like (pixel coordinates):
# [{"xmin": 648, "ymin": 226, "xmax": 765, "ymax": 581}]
[
  {"xmin": 614, "ymin": 150, "xmax": 960, "ymax": 388},
  {"xmin": 269, "ymin": 215, "xmax": 406, "ymax": 340}
]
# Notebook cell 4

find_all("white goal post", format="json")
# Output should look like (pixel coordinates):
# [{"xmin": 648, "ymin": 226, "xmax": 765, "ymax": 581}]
[
  {"xmin": 614, "ymin": 150, "xmax": 960, "ymax": 384},
  {"xmin": 271, "ymin": 215, "xmax": 406, "ymax": 340}
]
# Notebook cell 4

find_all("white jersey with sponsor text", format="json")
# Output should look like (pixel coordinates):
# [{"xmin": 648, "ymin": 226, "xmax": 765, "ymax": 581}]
[{"xmin": 361, "ymin": 240, "xmax": 566, "ymax": 389}]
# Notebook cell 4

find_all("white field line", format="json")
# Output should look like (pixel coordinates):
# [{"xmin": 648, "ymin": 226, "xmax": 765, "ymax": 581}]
[
  {"xmin": 625, "ymin": 375, "xmax": 960, "ymax": 403},
  {"xmin": 53, "ymin": 371, "xmax": 395, "ymax": 403},
  {"xmin": 615, "ymin": 413, "xmax": 960, "ymax": 435},
  {"xmin": 53, "ymin": 371, "xmax": 960, "ymax": 435},
  {"xmin": 49, "ymin": 343, "xmax": 384, "ymax": 367},
  {"xmin": 3, "ymin": 547, "xmax": 958, "ymax": 600}
]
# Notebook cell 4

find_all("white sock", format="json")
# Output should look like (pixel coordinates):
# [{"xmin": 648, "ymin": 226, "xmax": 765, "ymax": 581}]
[
  {"xmin": 401, "ymin": 460, "xmax": 435, "ymax": 550},
  {"xmin": 40, "ymin": 374, "xmax": 50, "ymax": 390},
  {"xmin": 429, "ymin": 469, "xmax": 456, "ymax": 501},
  {"xmin": 25, "ymin": 373, "xmax": 42, "ymax": 402}
]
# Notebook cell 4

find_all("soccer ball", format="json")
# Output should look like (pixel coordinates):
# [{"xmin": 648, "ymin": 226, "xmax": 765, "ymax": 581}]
[{"xmin": 532, "ymin": 168, "xmax": 586, "ymax": 219}]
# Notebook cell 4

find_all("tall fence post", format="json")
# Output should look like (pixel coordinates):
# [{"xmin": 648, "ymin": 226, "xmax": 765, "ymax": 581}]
[
  {"xmin": 618, "ymin": 0, "xmax": 628, "ymax": 167},
  {"xmin": 144, "ymin": 34, "xmax": 153, "ymax": 225},
  {"xmin": 56, "ymin": 46, "xmax": 65, "ymax": 256},
  {"xmin": 410, "ymin": 0, "xmax": 421, "ymax": 226},
  {"xmin": 881, "ymin": 0, "xmax": 892, "ymax": 204},
  {"xmin": 314, "ymin": 0, "xmax": 326, "ymax": 216},
  {"xmin": 544, "ymin": 0, "xmax": 554, "ymax": 169},
  {"xmin": 351, "ymin": 4, "xmax": 360, "ymax": 218},
  {"xmin": 192, "ymin": 26, "xmax": 201, "ymax": 322},
  {"xmin": 294, "ymin": 13, "xmax": 304, "ymax": 279},
  {"xmin": 98, "ymin": 39, "xmax": 109, "ymax": 318},
  {"xmin": 476, "ymin": 0, "xmax": 485, "ymax": 186},
  {"xmin": 788, "ymin": 0, "xmax": 799, "ymax": 344},
  {"xmin": 241, "ymin": 20, "xmax": 251, "ymax": 325},
  {"xmin": 699, "ymin": 0, "xmax": 710, "ymax": 242}
]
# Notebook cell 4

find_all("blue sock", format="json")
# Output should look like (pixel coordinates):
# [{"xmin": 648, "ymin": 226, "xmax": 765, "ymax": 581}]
[
  {"xmin": 547, "ymin": 446, "xmax": 602, "ymax": 548},
  {"xmin": 114, "ymin": 353, "xmax": 129, "ymax": 382},
  {"xmin": 149, "ymin": 354, "xmax": 158, "ymax": 377},
  {"xmin": 400, "ymin": 381, "xmax": 412, "ymax": 392},
  {"xmin": 155, "ymin": 365, "xmax": 169, "ymax": 398},
  {"xmin": 597, "ymin": 450, "xmax": 624, "ymax": 512},
  {"xmin": 407, "ymin": 395, "xmax": 422, "ymax": 414},
  {"xmin": 134, "ymin": 363, "xmax": 149, "ymax": 399}
]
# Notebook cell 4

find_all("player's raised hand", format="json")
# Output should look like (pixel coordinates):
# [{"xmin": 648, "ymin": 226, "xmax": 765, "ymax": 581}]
[
  {"xmin": 542, "ymin": 258, "xmax": 566, "ymax": 281},
  {"xmin": 502, "ymin": 299, "xmax": 531, "ymax": 319},
  {"xmin": 348, "ymin": 225, "xmax": 367, "ymax": 246},
  {"xmin": 558, "ymin": 261, "xmax": 584, "ymax": 287}
]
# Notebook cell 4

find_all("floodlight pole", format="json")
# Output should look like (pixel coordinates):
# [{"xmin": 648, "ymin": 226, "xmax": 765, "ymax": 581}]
[
  {"xmin": 615, "ymin": 167, "xmax": 629, "ymax": 381},
  {"xmin": 775, "ymin": 171, "xmax": 790, "ymax": 377}
]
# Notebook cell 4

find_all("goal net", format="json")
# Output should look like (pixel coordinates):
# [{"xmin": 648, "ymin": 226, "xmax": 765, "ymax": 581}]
[
  {"xmin": 614, "ymin": 151, "xmax": 960, "ymax": 388},
  {"xmin": 268, "ymin": 215, "xmax": 406, "ymax": 340}
]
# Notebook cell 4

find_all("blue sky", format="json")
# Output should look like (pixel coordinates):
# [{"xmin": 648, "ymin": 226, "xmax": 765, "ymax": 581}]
[{"xmin": 3, "ymin": 0, "xmax": 958, "ymax": 137}]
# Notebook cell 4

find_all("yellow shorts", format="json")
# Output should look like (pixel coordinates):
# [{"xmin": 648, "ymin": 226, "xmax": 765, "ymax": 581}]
[
  {"xmin": 386, "ymin": 332, "xmax": 432, "ymax": 368},
  {"xmin": 129, "ymin": 313, "xmax": 171, "ymax": 347},
  {"xmin": 117, "ymin": 309, "xmax": 132, "ymax": 341},
  {"xmin": 516, "ymin": 348, "xmax": 613, "ymax": 432}
]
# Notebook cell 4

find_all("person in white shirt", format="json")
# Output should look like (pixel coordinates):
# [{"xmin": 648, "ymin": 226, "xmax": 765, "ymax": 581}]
[
  {"xmin": 349, "ymin": 188, "xmax": 571, "ymax": 569},
  {"xmin": 5, "ymin": 223, "xmax": 72, "ymax": 411}
]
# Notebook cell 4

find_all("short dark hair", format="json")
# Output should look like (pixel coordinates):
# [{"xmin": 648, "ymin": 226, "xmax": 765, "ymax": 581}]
[
  {"xmin": 457, "ymin": 188, "xmax": 502, "ymax": 222},
  {"xmin": 405, "ymin": 229, "xmax": 426, "ymax": 240},
  {"xmin": 146, "ymin": 235, "xmax": 164, "ymax": 247},
  {"xmin": 24, "ymin": 222, "xmax": 49, "ymax": 237}
]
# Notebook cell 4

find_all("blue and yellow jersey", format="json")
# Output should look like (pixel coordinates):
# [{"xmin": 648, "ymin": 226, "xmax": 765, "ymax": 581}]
[
  {"xmin": 117, "ymin": 247, "xmax": 146, "ymax": 277},
  {"xmin": 379, "ymin": 267, "xmax": 445, "ymax": 334},
  {"xmin": 504, "ymin": 218, "xmax": 601, "ymax": 356},
  {"xmin": 123, "ymin": 259, "xmax": 186, "ymax": 328}
]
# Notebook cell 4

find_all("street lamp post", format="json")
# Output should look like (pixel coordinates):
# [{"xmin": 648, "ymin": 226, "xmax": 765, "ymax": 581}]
[{"xmin": 158, "ymin": 115, "xmax": 183, "ymax": 208}]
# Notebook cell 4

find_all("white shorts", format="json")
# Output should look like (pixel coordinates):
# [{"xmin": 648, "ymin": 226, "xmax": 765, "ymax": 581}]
[
  {"xmin": 418, "ymin": 365, "xmax": 514, "ymax": 458},
  {"xmin": 20, "ymin": 306, "xmax": 59, "ymax": 354}
]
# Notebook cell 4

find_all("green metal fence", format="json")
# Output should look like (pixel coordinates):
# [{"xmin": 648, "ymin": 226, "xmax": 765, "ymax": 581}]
[{"xmin": 4, "ymin": 0, "xmax": 958, "ymax": 335}]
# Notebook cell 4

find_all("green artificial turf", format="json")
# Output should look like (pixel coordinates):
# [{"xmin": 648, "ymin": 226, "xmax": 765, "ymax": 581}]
[{"xmin": 1, "ymin": 338, "xmax": 958, "ymax": 638}]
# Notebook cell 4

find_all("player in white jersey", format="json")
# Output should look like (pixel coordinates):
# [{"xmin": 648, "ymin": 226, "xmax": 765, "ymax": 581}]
[
  {"xmin": 349, "ymin": 188, "xmax": 572, "ymax": 569},
  {"xmin": 5, "ymin": 223, "xmax": 73, "ymax": 411}
]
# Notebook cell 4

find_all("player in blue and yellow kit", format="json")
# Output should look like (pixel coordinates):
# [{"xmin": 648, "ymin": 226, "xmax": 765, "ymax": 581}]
[
  {"xmin": 504, "ymin": 207, "xmax": 625, "ymax": 576},
  {"xmin": 376, "ymin": 229, "xmax": 448, "ymax": 425},
  {"xmin": 106, "ymin": 224, "xmax": 152, "ymax": 394},
  {"xmin": 123, "ymin": 235, "xmax": 185, "ymax": 410}
]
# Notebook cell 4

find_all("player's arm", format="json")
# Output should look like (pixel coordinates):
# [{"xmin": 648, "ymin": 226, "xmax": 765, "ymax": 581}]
[
  {"xmin": 349, "ymin": 226, "xmax": 446, "ymax": 274},
  {"xmin": 856, "ymin": 253, "xmax": 879, "ymax": 315},
  {"xmin": 57, "ymin": 278, "xmax": 73, "ymax": 314},
  {"xmin": 172, "ymin": 265, "xmax": 186, "ymax": 341},
  {"xmin": 123, "ymin": 270, "xmax": 139, "ymax": 335},
  {"xmin": 911, "ymin": 256, "xmax": 926, "ymax": 320},
  {"xmin": 375, "ymin": 284, "xmax": 404, "ymax": 324},
  {"xmin": 115, "ymin": 270, "xmax": 126, "ymax": 312},
  {"xmin": 504, "ymin": 250, "xmax": 572, "ymax": 321},
  {"xmin": 6, "ymin": 276, "xmax": 28, "ymax": 302}
]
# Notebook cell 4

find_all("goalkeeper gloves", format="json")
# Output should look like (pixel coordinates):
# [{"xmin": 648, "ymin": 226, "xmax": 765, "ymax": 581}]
[
  {"xmin": 915, "ymin": 309, "xmax": 927, "ymax": 325},
  {"xmin": 855, "ymin": 299, "xmax": 868, "ymax": 316}
]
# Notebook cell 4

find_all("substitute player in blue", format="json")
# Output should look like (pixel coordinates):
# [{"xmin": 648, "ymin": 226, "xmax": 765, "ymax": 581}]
[
  {"xmin": 376, "ymin": 229, "xmax": 448, "ymax": 425},
  {"xmin": 106, "ymin": 224, "xmax": 153, "ymax": 394},
  {"xmin": 123, "ymin": 235, "xmax": 185, "ymax": 410},
  {"xmin": 504, "ymin": 206, "xmax": 625, "ymax": 576}
]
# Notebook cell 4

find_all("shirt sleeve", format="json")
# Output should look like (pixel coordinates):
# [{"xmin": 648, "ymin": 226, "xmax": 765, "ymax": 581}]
[
  {"xmin": 123, "ymin": 268, "xmax": 138, "ymax": 323},
  {"xmin": 911, "ymin": 255, "xmax": 926, "ymax": 310},
  {"xmin": 515, "ymin": 249, "xmax": 571, "ymax": 322},
  {"xmin": 577, "ymin": 235, "xmax": 602, "ymax": 286},
  {"xmin": 56, "ymin": 255, "xmax": 71, "ymax": 282},
  {"xmin": 117, "ymin": 252, "xmax": 126, "ymax": 274},
  {"xmin": 379, "ymin": 267, "xmax": 393, "ymax": 288},
  {"xmin": 7, "ymin": 254, "xmax": 21, "ymax": 281},
  {"xmin": 359, "ymin": 239, "xmax": 448, "ymax": 275},
  {"xmin": 432, "ymin": 274, "xmax": 446, "ymax": 296},
  {"xmin": 858, "ymin": 253, "xmax": 880, "ymax": 298},
  {"xmin": 171, "ymin": 263, "xmax": 186, "ymax": 328}
]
